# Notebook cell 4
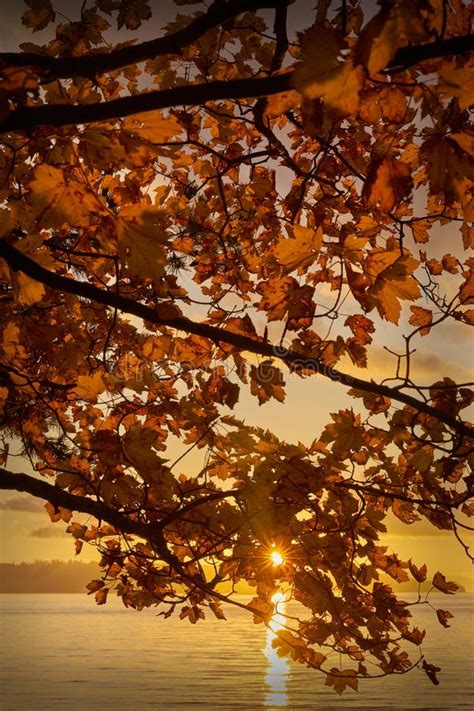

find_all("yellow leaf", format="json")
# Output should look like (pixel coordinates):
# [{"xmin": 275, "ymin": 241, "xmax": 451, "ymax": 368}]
[
  {"xmin": 123, "ymin": 111, "xmax": 182, "ymax": 143},
  {"xmin": 274, "ymin": 224, "xmax": 323, "ymax": 272},
  {"xmin": 75, "ymin": 371, "xmax": 107, "ymax": 400},
  {"xmin": 265, "ymin": 89, "xmax": 301, "ymax": 118},
  {"xmin": 1, "ymin": 322, "xmax": 27, "ymax": 361},
  {"xmin": 325, "ymin": 668, "xmax": 358, "ymax": 695},
  {"xmin": 439, "ymin": 60, "xmax": 474, "ymax": 111},
  {"xmin": 292, "ymin": 25, "xmax": 363, "ymax": 116},
  {"xmin": 12, "ymin": 272, "xmax": 45, "ymax": 305},
  {"xmin": 28, "ymin": 164, "xmax": 99, "ymax": 228},
  {"xmin": 410, "ymin": 220, "xmax": 431, "ymax": 244},
  {"xmin": 355, "ymin": 3, "xmax": 426, "ymax": 76}
]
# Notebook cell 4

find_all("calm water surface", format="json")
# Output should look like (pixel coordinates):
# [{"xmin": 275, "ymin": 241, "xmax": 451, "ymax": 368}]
[{"xmin": 0, "ymin": 593, "xmax": 473, "ymax": 710}]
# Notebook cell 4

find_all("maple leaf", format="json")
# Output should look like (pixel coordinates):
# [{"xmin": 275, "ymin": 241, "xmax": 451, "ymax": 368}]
[
  {"xmin": 423, "ymin": 137, "xmax": 474, "ymax": 204},
  {"xmin": 75, "ymin": 371, "xmax": 107, "ymax": 401},
  {"xmin": 367, "ymin": 250, "xmax": 420, "ymax": 324},
  {"xmin": 432, "ymin": 571, "xmax": 459, "ymax": 594},
  {"xmin": 22, "ymin": 0, "xmax": 55, "ymax": 32},
  {"xmin": 11, "ymin": 272, "xmax": 45, "ymax": 306},
  {"xmin": 410, "ymin": 220, "xmax": 431, "ymax": 244},
  {"xmin": 250, "ymin": 362, "xmax": 285, "ymax": 404},
  {"xmin": 321, "ymin": 409, "xmax": 364, "ymax": 455},
  {"xmin": 28, "ymin": 165, "xmax": 100, "ymax": 229},
  {"xmin": 325, "ymin": 669, "xmax": 358, "ymax": 695},
  {"xmin": 117, "ymin": 205, "xmax": 168, "ymax": 284},
  {"xmin": 438, "ymin": 58, "xmax": 474, "ymax": 111},
  {"xmin": 292, "ymin": 25, "xmax": 363, "ymax": 116},
  {"xmin": 408, "ymin": 560, "xmax": 427, "ymax": 583},
  {"xmin": 363, "ymin": 158, "xmax": 413, "ymax": 213},
  {"xmin": 409, "ymin": 305, "xmax": 432, "ymax": 335},
  {"xmin": 274, "ymin": 224, "xmax": 323, "ymax": 272},
  {"xmin": 1, "ymin": 322, "xmax": 27, "ymax": 361},
  {"xmin": 123, "ymin": 111, "xmax": 182, "ymax": 143}
]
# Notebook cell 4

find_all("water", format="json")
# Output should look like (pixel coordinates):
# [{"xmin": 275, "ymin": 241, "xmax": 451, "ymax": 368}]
[{"xmin": 0, "ymin": 593, "xmax": 472, "ymax": 710}]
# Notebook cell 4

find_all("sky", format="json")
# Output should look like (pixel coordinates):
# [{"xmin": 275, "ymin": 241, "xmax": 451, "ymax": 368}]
[{"xmin": 0, "ymin": 0, "xmax": 472, "ymax": 592}]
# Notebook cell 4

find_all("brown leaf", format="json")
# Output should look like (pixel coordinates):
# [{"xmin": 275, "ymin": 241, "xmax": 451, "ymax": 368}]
[{"xmin": 363, "ymin": 158, "xmax": 413, "ymax": 213}]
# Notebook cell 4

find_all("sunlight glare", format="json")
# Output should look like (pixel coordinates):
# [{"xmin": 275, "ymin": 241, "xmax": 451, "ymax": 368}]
[{"xmin": 270, "ymin": 551, "xmax": 284, "ymax": 566}]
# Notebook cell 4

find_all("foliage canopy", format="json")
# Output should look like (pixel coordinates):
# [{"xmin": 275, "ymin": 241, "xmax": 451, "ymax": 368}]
[{"xmin": 0, "ymin": 0, "xmax": 473, "ymax": 693}]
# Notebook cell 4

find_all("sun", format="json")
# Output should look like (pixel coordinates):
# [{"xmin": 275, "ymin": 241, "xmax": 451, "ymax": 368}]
[{"xmin": 270, "ymin": 550, "xmax": 284, "ymax": 566}]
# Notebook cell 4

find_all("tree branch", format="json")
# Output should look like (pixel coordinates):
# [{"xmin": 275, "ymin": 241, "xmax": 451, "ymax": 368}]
[
  {"xmin": 386, "ymin": 34, "xmax": 474, "ymax": 72},
  {"xmin": 0, "ymin": 73, "xmax": 292, "ymax": 134},
  {"xmin": 1, "ymin": 240, "xmax": 472, "ymax": 439},
  {"xmin": 0, "ymin": 466, "xmax": 179, "ymax": 567},
  {"xmin": 0, "ymin": 0, "xmax": 287, "ymax": 79},
  {"xmin": 1, "ymin": 34, "xmax": 472, "ymax": 135}
]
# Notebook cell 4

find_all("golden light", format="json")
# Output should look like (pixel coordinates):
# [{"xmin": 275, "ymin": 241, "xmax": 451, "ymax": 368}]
[
  {"xmin": 271, "ymin": 591, "xmax": 284, "ymax": 604},
  {"xmin": 270, "ymin": 550, "xmax": 284, "ymax": 566}
]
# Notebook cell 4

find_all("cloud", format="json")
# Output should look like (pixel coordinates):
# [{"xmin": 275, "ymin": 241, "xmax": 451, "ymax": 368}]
[
  {"xmin": 0, "ymin": 496, "xmax": 44, "ymax": 513},
  {"xmin": 341, "ymin": 344, "xmax": 474, "ymax": 386},
  {"xmin": 30, "ymin": 526, "xmax": 67, "ymax": 539}
]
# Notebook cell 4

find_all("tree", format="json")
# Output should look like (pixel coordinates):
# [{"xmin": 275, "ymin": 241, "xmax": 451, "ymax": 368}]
[{"xmin": 0, "ymin": 0, "xmax": 472, "ymax": 693}]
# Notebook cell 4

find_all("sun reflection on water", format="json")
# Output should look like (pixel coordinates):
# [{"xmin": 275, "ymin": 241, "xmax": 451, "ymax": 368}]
[{"xmin": 263, "ymin": 593, "xmax": 289, "ymax": 709}]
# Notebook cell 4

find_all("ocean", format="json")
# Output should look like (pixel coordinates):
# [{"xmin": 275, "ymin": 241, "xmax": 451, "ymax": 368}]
[{"xmin": 0, "ymin": 593, "xmax": 472, "ymax": 710}]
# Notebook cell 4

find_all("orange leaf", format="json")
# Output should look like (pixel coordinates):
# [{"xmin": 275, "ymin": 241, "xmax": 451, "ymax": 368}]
[
  {"xmin": 363, "ymin": 158, "xmax": 413, "ymax": 212},
  {"xmin": 409, "ymin": 306, "xmax": 432, "ymax": 335}
]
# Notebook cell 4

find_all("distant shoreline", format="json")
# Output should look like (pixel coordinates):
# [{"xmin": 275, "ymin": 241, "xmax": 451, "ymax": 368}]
[{"xmin": 0, "ymin": 561, "xmax": 471, "ymax": 594}]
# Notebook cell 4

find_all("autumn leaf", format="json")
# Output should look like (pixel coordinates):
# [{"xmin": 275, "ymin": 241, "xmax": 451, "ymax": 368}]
[
  {"xmin": 432, "ymin": 571, "xmax": 459, "ymax": 594},
  {"xmin": 1, "ymin": 322, "xmax": 27, "ymax": 361},
  {"xmin": 410, "ymin": 220, "xmax": 431, "ymax": 244},
  {"xmin": 86, "ymin": 579, "xmax": 105, "ymax": 593},
  {"xmin": 209, "ymin": 602, "xmax": 226, "ymax": 620},
  {"xmin": 250, "ymin": 362, "xmax": 285, "ymax": 404},
  {"xmin": 28, "ymin": 165, "xmax": 100, "ymax": 228},
  {"xmin": 321, "ymin": 409, "xmax": 364, "ymax": 455},
  {"xmin": 292, "ymin": 25, "xmax": 363, "ymax": 116},
  {"xmin": 265, "ymin": 89, "xmax": 301, "ymax": 118},
  {"xmin": 423, "ymin": 137, "xmax": 474, "ymax": 204},
  {"xmin": 11, "ymin": 272, "xmax": 45, "ymax": 306},
  {"xmin": 422, "ymin": 660, "xmax": 441, "ymax": 686},
  {"xmin": 408, "ymin": 560, "xmax": 427, "ymax": 583},
  {"xmin": 117, "ymin": 205, "xmax": 168, "ymax": 283},
  {"xmin": 438, "ymin": 59, "xmax": 474, "ymax": 111},
  {"xmin": 436, "ymin": 609, "xmax": 454, "ymax": 628},
  {"xmin": 366, "ymin": 249, "xmax": 420, "ymax": 324},
  {"xmin": 325, "ymin": 669, "xmax": 359, "ymax": 695},
  {"xmin": 363, "ymin": 158, "xmax": 413, "ymax": 213},
  {"xmin": 409, "ymin": 305, "xmax": 432, "ymax": 335},
  {"xmin": 75, "ymin": 371, "xmax": 107, "ymax": 401},
  {"xmin": 94, "ymin": 587, "xmax": 109, "ymax": 605},
  {"xmin": 22, "ymin": 0, "xmax": 55, "ymax": 31},
  {"xmin": 274, "ymin": 224, "xmax": 323, "ymax": 272},
  {"xmin": 123, "ymin": 111, "xmax": 182, "ymax": 143}
]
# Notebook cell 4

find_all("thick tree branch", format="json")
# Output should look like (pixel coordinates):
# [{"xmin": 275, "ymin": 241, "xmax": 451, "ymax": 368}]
[
  {"xmin": 0, "ymin": 73, "xmax": 292, "ymax": 134},
  {"xmin": 1, "ymin": 34, "xmax": 472, "ymax": 135},
  {"xmin": 0, "ymin": 0, "xmax": 287, "ymax": 79},
  {"xmin": 386, "ymin": 34, "xmax": 474, "ymax": 71},
  {"xmin": 0, "ymin": 467, "xmax": 178, "ymax": 567},
  {"xmin": 1, "ymin": 240, "xmax": 472, "ymax": 439}
]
